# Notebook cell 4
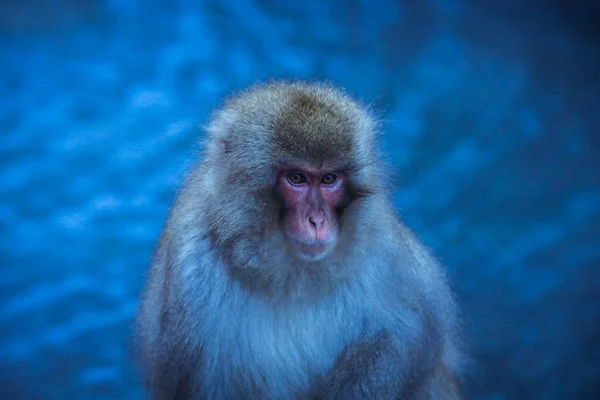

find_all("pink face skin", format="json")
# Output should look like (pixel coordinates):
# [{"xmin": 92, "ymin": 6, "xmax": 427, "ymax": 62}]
[{"xmin": 278, "ymin": 167, "xmax": 344, "ymax": 261}]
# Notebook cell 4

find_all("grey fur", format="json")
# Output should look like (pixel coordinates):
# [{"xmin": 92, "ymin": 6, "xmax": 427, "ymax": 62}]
[{"xmin": 133, "ymin": 81, "xmax": 465, "ymax": 400}]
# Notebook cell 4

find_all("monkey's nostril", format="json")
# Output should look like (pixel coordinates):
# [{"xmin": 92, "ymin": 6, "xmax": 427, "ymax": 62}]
[{"xmin": 309, "ymin": 215, "xmax": 325, "ymax": 229}]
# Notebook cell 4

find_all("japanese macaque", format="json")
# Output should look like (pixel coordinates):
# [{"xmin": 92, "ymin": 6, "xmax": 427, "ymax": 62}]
[{"xmin": 134, "ymin": 81, "xmax": 465, "ymax": 400}]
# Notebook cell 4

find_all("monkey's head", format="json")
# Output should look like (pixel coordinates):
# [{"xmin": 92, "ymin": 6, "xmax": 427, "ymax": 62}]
[{"xmin": 201, "ymin": 81, "xmax": 381, "ymax": 269}]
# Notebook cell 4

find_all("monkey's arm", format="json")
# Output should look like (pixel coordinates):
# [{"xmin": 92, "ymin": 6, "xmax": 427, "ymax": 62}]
[
  {"xmin": 313, "ymin": 311, "xmax": 457, "ymax": 400},
  {"xmin": 134, "ymin": 237, "xmax": 201, "ymax": 400},
  {"xmin": 312, "ymin": 329, "xmax": 405, "ymax": 400}
]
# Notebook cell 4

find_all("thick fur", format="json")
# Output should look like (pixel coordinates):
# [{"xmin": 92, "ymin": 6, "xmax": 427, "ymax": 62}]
[{"xmin": 134, "ymin": 81, "xmax": 465, "ymax": 400}]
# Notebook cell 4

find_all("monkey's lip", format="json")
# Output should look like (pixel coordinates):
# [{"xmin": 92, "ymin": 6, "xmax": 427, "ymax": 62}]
[{"xmin": 288, "ymin": 238, "xmax": 333, "ymax": 260}]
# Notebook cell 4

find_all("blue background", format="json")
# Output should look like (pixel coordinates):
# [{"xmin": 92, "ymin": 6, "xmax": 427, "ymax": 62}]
[{"xmin": 1, "ymin": 0, "xmax": 599, "ymax": 399}]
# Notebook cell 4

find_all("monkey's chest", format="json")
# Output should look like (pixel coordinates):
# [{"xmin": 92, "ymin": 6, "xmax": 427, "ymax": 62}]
[{"xmin": 197, "ymin": 300, "xmax": 362, "ymax": 399}]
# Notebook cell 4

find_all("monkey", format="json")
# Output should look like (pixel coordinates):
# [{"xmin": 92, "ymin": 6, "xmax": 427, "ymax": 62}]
[{"xmin": 133, "ymin": 81, "xmax": 465, "ymax": 400}]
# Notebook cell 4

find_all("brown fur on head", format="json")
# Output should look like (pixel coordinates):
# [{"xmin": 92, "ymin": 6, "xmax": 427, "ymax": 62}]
[{"xmin": 196, "ymin": 81, "xmax": 383, "ymax": 290}]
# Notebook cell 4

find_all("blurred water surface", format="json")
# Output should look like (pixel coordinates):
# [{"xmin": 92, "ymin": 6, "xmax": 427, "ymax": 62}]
[{"xmin": 0, "ymin": 0, "xmax": 599, "ymax": 399}]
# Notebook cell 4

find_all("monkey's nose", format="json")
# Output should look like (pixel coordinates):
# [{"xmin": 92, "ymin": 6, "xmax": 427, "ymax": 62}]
[{"xmin": 308, "ymin": 215, "xmax": 325, "ymax": 230}]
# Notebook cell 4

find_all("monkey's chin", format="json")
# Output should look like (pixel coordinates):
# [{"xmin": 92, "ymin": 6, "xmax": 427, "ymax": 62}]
[{"xmin": 288, "ymin": 240, "xmax": 334, "ymax": 262}]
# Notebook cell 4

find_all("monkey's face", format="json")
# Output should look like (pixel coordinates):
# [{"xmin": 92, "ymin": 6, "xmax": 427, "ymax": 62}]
[{"xmin": 277, "ymin": 166, "xmax": 344, "ymax": 262}]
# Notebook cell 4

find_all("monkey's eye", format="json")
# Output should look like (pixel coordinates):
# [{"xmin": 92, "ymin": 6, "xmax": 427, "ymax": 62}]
[
  {"xmin": 288, "ymin": 172, "xmax": 307, "ymax": 185},
  {"xmin": 321, "ymin": 174, "xmax": 337, "ymax": 185}
]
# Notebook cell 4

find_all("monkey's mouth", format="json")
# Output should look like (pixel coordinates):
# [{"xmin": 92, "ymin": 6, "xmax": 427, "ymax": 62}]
[{"xmin": 287, "ymin": 238, "xmax": 334, "ymax": 261}]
